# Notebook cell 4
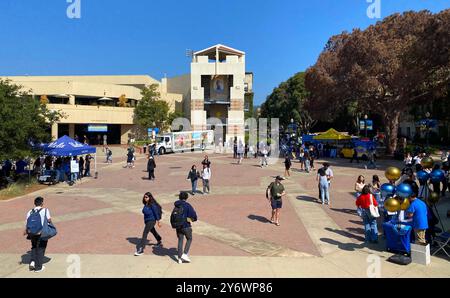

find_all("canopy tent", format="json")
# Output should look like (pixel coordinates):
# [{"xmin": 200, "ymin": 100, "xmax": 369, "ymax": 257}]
[
  {"xmin": 43, "ymin": 136, "xmax": 97, "ymax": 175},
  {"xmin": 313, "ymin": 129, "xmax": 352, "ymax": 141}
]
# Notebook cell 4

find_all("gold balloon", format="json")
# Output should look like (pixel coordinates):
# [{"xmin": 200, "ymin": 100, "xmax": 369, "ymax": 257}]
[
  {"xmin": 385, "ymin": 167, "xmax": 401, "ymax": 181},
  {"xmin": 421, "ymin": 157, "xmax": 434, "ymax": 169},
  {"xmin": 384, "ymin": 198, "xmax": 401, "ymax": 213},
  {"xmin": 400, "ymin": 199, "xmax": 410, "ymax": 211},
  {"xmin": 428, "ymin": 192, "xmax": 440, "ymax": 204}
]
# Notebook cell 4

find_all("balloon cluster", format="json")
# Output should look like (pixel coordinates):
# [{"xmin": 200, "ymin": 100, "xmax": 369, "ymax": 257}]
[{"xmin": 382, "ymin": 158, "xmax": 445, "ymax": 212}]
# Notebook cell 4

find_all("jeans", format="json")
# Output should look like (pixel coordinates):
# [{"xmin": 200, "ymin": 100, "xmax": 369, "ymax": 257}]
[
  {"xmin": 203, "ymin": 179, "xmax": 210, "ymax": 193},
  {"xmin": 30, "ymin": 235, "xmax": 48, "ymax": 270},
  {"xmin": 71, "ymin": 172, "xmax": 78, "ymax": 182},
  {"xmin": 191, "ymin": 180, "xmax": 198, "ymax": 194},
  {"xmin": 319, "ymin": 181, "xmax": 330, "ymax": 204},
  {"xmin": 84, "ymin": 167, "xmax": 91, "ymax": 177},
  {"xmin": 137, "ymin": 221, "xmax": 161, "ymax": 252},
  {"xmin": 148, "ymin": 170, "xmax": 155, "ymax": 180},
  {"xmin": 361, "ymin": 209, "xmax": 378, "ymax": 242},
  {"xmin": 177, "ymin": 227, "xmax": 193, "ymax": 258}
]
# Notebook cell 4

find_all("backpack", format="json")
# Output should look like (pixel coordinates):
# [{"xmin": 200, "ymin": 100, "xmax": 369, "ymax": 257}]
[
  {"xmin": 170, "ymin": 204, "xmax": 186, "ymax": 229},
  {"xmin": 266, "ymin": 182, "xmax": 274, "ymax": 199},
  {"xmin": 26, "ymin": 208, "xmax": 43, "ymax": 236}
]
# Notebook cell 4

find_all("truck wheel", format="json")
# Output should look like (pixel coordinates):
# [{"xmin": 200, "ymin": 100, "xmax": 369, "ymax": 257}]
[{"xmin": 159, "ymin": 148, "xmax": 166, "ymax": 155}]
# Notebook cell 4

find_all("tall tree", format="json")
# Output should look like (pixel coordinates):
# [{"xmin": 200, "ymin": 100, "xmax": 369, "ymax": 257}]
[
  {"xmin": 261, "ymin": 72, "xmax": 316, "ymax": 133},
  {"xmin": 0, "ymin": 79, "xmax": 63, "ymax": 160},
  {"xmin": 134, "ymin": 84, "xmax": 170, "ymax": 131},
  {"xmin": 305, "ymin": 10, "xmax": 450, "ymax": 153}
]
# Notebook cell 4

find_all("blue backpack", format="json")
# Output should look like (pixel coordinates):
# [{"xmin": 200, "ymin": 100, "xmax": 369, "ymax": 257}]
[{"xmin": 26, "ymin": 209, "xmax": 43, "ymax": 235}]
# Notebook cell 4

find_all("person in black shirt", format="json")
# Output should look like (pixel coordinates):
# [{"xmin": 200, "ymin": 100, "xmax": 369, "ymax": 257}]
[{"xmin": 147, "ymin": 156, "xmax": 156, "ymax": 181}]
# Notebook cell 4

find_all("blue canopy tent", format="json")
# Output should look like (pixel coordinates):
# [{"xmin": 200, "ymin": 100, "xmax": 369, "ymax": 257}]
[{"xmin": 43, "ymin": 136, "xmax": 97, "ymax": 174}]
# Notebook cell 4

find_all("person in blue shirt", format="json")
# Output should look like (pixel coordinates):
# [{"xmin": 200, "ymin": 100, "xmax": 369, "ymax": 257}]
[
  {"xmin": 174, "ymin": 192, "xmax": 198, "ymax": 264},
  {"xmin": 406, "ymin": 192, "xmax": 429, "ymax": 245},
  {"xmin": 135, "ymin": 192, "xmax": 162, "ymax": 256}
]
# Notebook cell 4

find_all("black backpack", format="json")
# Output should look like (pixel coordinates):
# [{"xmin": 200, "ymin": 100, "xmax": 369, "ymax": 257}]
[
  {"xmin": 266, "ymin": 182, "xmax": 274, "ymax": 199},
  {"xmin": 170, "ymin": 204, "xmax": 186, "ymax": 229}
]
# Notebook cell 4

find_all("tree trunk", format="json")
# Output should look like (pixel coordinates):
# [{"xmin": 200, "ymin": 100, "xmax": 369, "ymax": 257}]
[{"xmin": 384, "ymin": 110, "xmax": 401, "ymax": 155}]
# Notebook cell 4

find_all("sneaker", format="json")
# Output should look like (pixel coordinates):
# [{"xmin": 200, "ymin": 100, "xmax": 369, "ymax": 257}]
[
  {"xmin": 29, "ymin": 261, "xmax": 35, "ymax": 271},
  {"xmin": 156, "ymin": 241, "xmax": 163, "ymax": 247},
  {"xmin": 34, "ymin": 266, "xmax": 45, "ymax": 273},
  {"xmin": 134, "ymin": 250, "xmax": 144, "ymax": 256},
  {"xmin": 178, "ymin": 257, "xmax": 183, "ymax": 264},
  {"xmin": 181, "ymin": 254, "xmax": 191, "ymax": 263}
]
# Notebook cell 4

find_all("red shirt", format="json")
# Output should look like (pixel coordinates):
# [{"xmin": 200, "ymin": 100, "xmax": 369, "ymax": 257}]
[{"xmin": 356, "ymin": 193, "xmax": 378, "ymax": 209}]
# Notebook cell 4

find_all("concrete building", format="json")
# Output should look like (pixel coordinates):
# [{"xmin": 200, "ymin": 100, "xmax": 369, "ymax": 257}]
[{"xmin": 1, "ymin": 44, "xmax": 252, "ymax": 145}]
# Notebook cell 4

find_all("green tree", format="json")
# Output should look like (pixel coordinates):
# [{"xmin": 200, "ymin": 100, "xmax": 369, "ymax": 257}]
[
  {"xmin": 261, "ymin": 72, "xmax": 316, "ymax": 133},
  {"xmin": 305, "ymin": 10, "xmax": 449, "ymax": 154},
  {"xmin": 134, "ymin": 84, "xmax": 170, "ymax": 130},
  {"xmin": 0, "ymin": 79, "xmax": 63, "ymax": 160}
]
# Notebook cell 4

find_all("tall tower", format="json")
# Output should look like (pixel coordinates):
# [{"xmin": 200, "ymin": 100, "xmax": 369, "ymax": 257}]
[{"xmin": 190, "ymin": 44, "xmax": 246, "ymax": 143}]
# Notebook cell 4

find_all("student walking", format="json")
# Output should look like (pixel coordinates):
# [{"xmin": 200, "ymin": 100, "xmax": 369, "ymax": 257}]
[
  {"xmin": 147, "ymin": 156, "xmax": 156, "ymax": 181},
  {"xmin": 266, "ymin": 176, "xmax": 286, "ymax": 226},
  {"xmin": 201, "ymin": 165, "xmax": 211, "ymax": 195},
  {"xmin": 187, "ymin": 165, "xmax": 200, "ymax": 195},
  {"xmin": 284, "ymin": 154, "xmax": 292, "ymax": 178},
  {"xmin": 171, "ymin": 192, "xmax": 198, "ymax": 264},
  {"xmin": 24, "ymin": 197, "xmax": 53, "ymax": 273},
  {"xmin": 317, "ymin": 167, "xmax": 330, "ymax": 206},
  {"xmin": 135, "ymin": 193, "xmax": 163, "ymax": 256}
]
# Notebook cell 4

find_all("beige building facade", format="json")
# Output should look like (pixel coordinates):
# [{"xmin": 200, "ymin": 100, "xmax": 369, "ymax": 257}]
[{"xmin": 2, "ymin": 44, "xmax": 252, "ymax": 145}]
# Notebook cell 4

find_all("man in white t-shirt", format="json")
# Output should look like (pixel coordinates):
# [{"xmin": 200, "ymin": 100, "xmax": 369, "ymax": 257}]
[
  {"xmin": 24, "ymin": 197, "xmax": 52, "ymax": 273},
  {"xmin": 201, "ymin": 165, "xmax": 212, "ymax": 195}
]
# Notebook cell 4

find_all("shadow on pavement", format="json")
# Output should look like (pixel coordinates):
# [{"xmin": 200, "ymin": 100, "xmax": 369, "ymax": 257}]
[
  {"xmin": 320, "ymin": 238, "xmax": 365, "ymax": 252},
  {"xmin": 19, "ymin": 252, "xmax": 51, "ymax": 265},
  {"xmin": 325, "ymin": 227, "xmax": 365, "ymax": 242},
  {"xmin": 330, "ymin": 208, "xmax": 358, "ymax": 217},
  {"xmin": 296, "ymin": 195, "xmax": 321, "ymax": 205},
  {"xmin": 152, "ymin": 246, "xmax": 178, "ymax": 261},
  {"xmin": 248, "ymin": 214, "xmax": 271, "ymax": 224}
]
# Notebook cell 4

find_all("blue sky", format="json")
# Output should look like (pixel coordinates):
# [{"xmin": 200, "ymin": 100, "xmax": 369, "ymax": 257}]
[{"xmin": 0, "ymin": 0, "xmax": 448, "ymax": 105}]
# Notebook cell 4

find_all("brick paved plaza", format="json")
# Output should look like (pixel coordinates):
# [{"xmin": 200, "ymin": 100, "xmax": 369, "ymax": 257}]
[{"xmin": 1, "ymin": 150, "xmax": 449, "ymax": 277}]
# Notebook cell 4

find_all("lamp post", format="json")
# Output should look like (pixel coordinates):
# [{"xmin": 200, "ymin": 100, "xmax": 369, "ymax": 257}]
[
  {"xmin": 364, "ymin": 114, "xmax": 369, "ymax": 138},
  {"xmin": 425, "ymin": 112, "xmax": 431, "ymax": 150}
]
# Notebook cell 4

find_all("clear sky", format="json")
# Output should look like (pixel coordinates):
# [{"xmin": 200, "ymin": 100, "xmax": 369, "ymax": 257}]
[{"xmin": 0, "ymin": 0, "xmax": 448, "ymax": 105}]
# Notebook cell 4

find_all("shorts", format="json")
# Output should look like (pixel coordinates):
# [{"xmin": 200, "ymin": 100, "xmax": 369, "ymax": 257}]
[{"xmin": 271, "ymin": 199, "xmax": 283, "ymax": 210}]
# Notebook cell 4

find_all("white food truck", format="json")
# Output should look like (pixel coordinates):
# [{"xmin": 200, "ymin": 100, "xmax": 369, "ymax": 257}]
[{"xmin": 155, "ymin": 130, "xmax": 215, "ymax": 155}]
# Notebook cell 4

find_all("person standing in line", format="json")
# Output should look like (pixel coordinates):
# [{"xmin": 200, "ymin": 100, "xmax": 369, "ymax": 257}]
[
  {"xmin": 187, "ymin": 165, "xmax": 200, "ymax": 195},
  {"xmin": 84, "ymin": 155, "xmax": 92, "ymax": 177},
  {"xmin": 317, "ymin": 167, "xmax": 330, "ymax": 206},
  {"xmin": 406, "ymin": 192, "xmax": 429, "ymax": 245},
  {"xmin": 78, "ymin": 156, "xmax": 85, "ymax": 179},
  {"xmin": 173, "ymin": 192, "xmax": 198, "ymax": 264},
  {"xmin": 356, "ymin": 186, "xmax": 379, "ymax": 244},
  {"xmin": 299, "ymin": 148, "xmax": 305, "ymax": 171},
  {"xmin": 370, "ymin": 175, "xmax": 382, "ymax": 205},
  {"xmin": 135, "ymin": 193, "xmax": 163, "ymax": 256},
  {"xmin": 147, "ymin": 156, "xmax": 156, "ymax": 181},
  {"xmin": 266, "ymin": 176, "xmax": 286, "ymax": 226},
  {"xmin": 70, "ymin": 157, "xmax": 79, "ymax": 184},
  {"xmin": 24, "ymin": 197, "xmax": 52, "ymax": 273},
  {"xmin": 201, "ymin": 164, "xmax": 211, "ymax": 195},
  {"xmin": 284, "ymin": 154, "xmax": 292, "ymax": 178}
]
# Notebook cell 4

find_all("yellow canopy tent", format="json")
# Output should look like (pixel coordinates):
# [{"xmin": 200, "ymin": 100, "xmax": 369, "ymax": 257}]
[{"xmin": 313, "ymin": 129, "xmax": 352, "ymax": 141}]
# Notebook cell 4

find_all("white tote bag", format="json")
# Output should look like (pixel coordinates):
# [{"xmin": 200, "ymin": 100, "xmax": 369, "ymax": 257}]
[{"xmin": 369, "ymin": 194, "xmax": 380, "ymax": 218}]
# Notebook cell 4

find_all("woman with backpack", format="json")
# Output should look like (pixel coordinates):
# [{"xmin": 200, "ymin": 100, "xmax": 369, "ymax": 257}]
[
  {"xmin": 135, "ymin": 192, "xmax": 163, "ymax": 256},
  {"xmin": 187, "ymin": 165, "xmax": 200, "ymax": 195}
]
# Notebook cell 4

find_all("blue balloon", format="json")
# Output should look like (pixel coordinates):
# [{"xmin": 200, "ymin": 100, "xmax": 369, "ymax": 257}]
[
  {"xmin": 430, "ymin": 170, "xmax": 445, "ymax": 183},
  {"xmin": 381, "ymin": 183, "xmax": 396, "ymax": 197},
  {"xmin": 396, "ymin": 183, "xmax": 413, "ymax": 198},
  {"xmin": 416, "ymin": 171, "xmax": 430, "ymax": 183}
]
